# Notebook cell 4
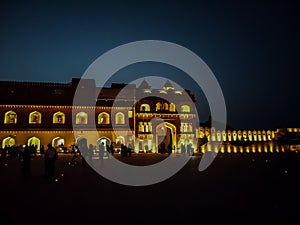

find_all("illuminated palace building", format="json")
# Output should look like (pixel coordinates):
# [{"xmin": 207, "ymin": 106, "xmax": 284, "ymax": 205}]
[
  {"xmin": 0, "ymin": 78, "xmax": 198, "ymax": 153},
  {"xmin": 1, "ymin": 78, "xmax": 299, "ymax": 154}
]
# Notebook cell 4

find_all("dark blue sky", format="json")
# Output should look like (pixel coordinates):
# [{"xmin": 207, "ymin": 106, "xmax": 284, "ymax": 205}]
[{"xmin": 0, "ymin": 0, "xmax": 299, "ymax": 129}]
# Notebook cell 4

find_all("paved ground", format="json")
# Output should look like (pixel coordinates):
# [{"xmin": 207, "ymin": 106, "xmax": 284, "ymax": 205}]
[{"xmin": 0, "ymin": 152, "xmax": 299, "ymax": 225}]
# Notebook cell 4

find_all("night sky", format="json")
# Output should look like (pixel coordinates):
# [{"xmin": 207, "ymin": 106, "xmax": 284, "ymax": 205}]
[{"xmin": 0, "ymin": 0, "xmax": 299, "ymax": 129}]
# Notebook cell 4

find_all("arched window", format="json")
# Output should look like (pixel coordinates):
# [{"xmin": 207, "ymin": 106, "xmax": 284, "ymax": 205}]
[
  {"xmin": 181, "ymin": 105, "xmax": 190, "ymax": 113},
  {"xmin": 156, "ymin": 102, "xmax": 161, "ymax": 111},
  {"xmin": 253, "ymin": 130, "xmax": 257, "ymax": 141},
  {"xmin": 232, "ymin": 130, "xmax": 237, "ymax": 141},
  {"xmin": 222, "ymin": 131, "xmax": 227, "ymax": 141},
  {"xmin": 53, "ymin": 111, "xmax": 65, "ymax": 124},
  {"xmin": 227, "ymin": 131, "xmax": 232, "ymax": 141},
  {"xmin": 163, "ymin": 103, "xmax": 169, "ymax": 111},
  {"xmin": 98, "ymin": 112, "xmax": 110, "ymax": 124},
  {"xmin": 29, "ymin": 111, "xmax": 42, "ymax": 124},
  {"xmin": 267, "ymin": 130, "xmax": 272, "ymax": 141},
  {"xmin": 237, "ymin": 130, "xmax": 242, "ymax": 141},
  {"xmin": 115, "ymin": 112, "xmax": 125, "ymax": 125},
  {"xmin": 243, "ymin": 131, "xmax": 247, "ymax": 140},
  {"xmin": 140, "ymin": 104, "xmax": 150, "ymax": 111},
  {"xmin": 4, "ymin": 110, "xmax": 17, "ymax": 124},
  {"xmin": 170, "ymin": 103, "xmax": 176, "ymax": 112},
  {"xmin": 248, "ymin": 131, "xmax": 253, "ymax": 141},
  {"xmin": 76, "ymin": 112, "xmax": 88, "ymax": 124}
]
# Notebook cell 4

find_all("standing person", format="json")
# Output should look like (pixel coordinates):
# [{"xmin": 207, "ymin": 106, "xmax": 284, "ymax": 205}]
[
  {"xmin": 190, "ymin": 143, "xmax": 194, "ymax": 156},
  {"xmin": 161, "ymin": 142, "xmax": 166, "ymax": 154},
  {"xmin": 110, "ymin": 142, "xmax": 115, "ymax": 156},
  {"xmin": 87, "ymin": 144, "xmax": 94, "ymax": 164},
  {"xmin": 33, "ymin": 145, "xmax": 37, "ymax": 157},
  {"xmin": 77, "ymin": 142, "xmax": 88, "ymax": 167},
  {"xmin": 79, "ymin": 143, "xmax": 88, "ymax": 167},
  {"xmin": 40, "ymin": 145, "xmax": 45, "ymax": 155},
  {"xmin": 128, "ymin": 143, "xmax": 133, "ymax": 157},
  {"xmin": 44, "ymin": 143, "xmax": 58, "ymax": 179},
  {"xmin": 181, "ymin": 143, "xmax": 186, "ymax": 155},
  {"xmin": 105, "ymin": 144, "xmax": 110, "ymax": 158},
  {"xmin": 121, "ymin": 144, "xmax": 125, "ymax": 157},
  {"xmin": 22, "ymin": 145, "xmax": 31, "ymax": 178},
  {"xmin": 187, "ymin": 143, "xmax": 191, "ymax": 156},
  {"xmin": 167, "ymin": 143, "xmax": 172, "ymax": 155},
  {"xmin": 99, "ymin": 142, "xmax": 105, "ymax": 161},
  {"xmin": 1, "ymin": 147, "xmax": 7, "ymax": 159}
]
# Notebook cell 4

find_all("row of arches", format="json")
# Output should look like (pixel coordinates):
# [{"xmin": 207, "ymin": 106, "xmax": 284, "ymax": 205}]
[
  {"xmin": 140, "ymin": 103, "xmax": 190, "ymax": 113},
  {"xmin": 76, "ymin": 136, "xmax": 125, "ymax": 151},
  {"xmin": 199, "ymin": 143, "xmax": 285, "ymax": 154},
  {"xmin": 180, "ymin": 123, "xmax": 193, "ymax": 133},
  {"xmin": 2, "ymin": 136, "xmax": 41, "ymax": 149},
  {"xmin": 3, "ymin": 110, "xmax": 126, "ymax": 125},
  {"xmin": 1, "ymin": 136, "xmax": 127, "ymax": 152},
  {"xmin": 198, "ymin": 127, "xmax": 275, "ymax": 142}
]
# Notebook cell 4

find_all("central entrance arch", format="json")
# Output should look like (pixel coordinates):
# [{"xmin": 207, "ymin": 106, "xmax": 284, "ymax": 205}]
[{"xmin": 155, "ymin": 122, "xmax": 176, "ymax": 153}]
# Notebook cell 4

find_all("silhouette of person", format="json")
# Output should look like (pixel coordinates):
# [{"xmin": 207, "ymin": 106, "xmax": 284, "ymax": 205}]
[
  {"xmin": 106, "ymin": 144, "xmax": 110, "ymax": 158},
  {"xmin": 44, "ymin": 143, "xmax": 58, "ymax": 179},
  {"xmin": 79, "ymin": 143, "xmax": 88, "ymax": 167},
  {"xmin": 167, "ymin": 143, "xmax": 172, "ymax": 155},
  {"xmin": 1, "ymin": 147, "xmax": 7, "ymax": 159},
  {"xmin": 181, "ymin": 143, "xmax": 186, "ymax": 155},
  {"xmin": 99, "ymin": 142, "xmax": 105, "ymax": 161},
  {"xmin": 110, "ymin": 142, "xmax": 115, "ymax": 155},
  {"xmin": 22, "ymin": 145, "xmax": 31, "ymax": 177},
  {"xmin": 121, "ymin": 144, "xmax": 125, "ymax": 157},
  {"xmin": 187, "ymin": 143, "xmax": 192, "ymax": 156},
  {"xmin": 161, "ymin": 142, "xmax": 166, "ymax": 154},
  {"xmin": 190, "ymin": 144, "xmax": 194, "ymax": 156},
  {"xmin": 40, "ymin": 145, "xmax": 45, "ymax": 155},
  {"xmin": 128, "ymin": 143, "xmax": 133, "ymax": 157},
  {"xmin": 88, "ymin": 144, "xmax": 94, "ymax": 163}
]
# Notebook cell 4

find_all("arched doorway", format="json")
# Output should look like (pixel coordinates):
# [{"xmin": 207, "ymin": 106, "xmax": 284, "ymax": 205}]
[
  {"xmin": 97, "ymin": 137, "xmax": 111, "ymax": 151},
  {"xmin": 52, "ymin": 137, "xmax": 65, "ymax": 147},
  {"xmin": 52, "ymin": 137, "xmax": 65, "ymax": 152},
  {"xmin": 75, "ymin": 137, "xmax": 88, "ymax": 154},
  {"xmin": 2, "ymin": 137, "xmax": 15, "ymax": 149},
  {"xmin": 27, "ymin": 137, "xmax": 40, "ymax": 150},
  {"xmin": 76, "ymin": 137, "xmax": 87, "ymax": 147},
  {"xmin": 156, "ymin": 122, "xmax": 176, "ymax": 153}
]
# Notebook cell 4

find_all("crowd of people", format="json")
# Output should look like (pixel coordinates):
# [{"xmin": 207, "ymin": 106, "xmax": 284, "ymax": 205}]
[
  {"xmin": 0, "ymin": 144, "xmax": 38, "ymax": 160},
  {"xmin": 0, "ymin": 141, "xmax": 195, "ymax": 180},
  {"xmin": 0, "ymin": 143, "xmax": 58, "ymax": 179},
  {"xmin": 180, "ymin": 142, "xmax": 195, "ymax": 156}
]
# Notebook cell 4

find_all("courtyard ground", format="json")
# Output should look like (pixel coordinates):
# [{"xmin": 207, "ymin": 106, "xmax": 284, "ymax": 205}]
[{"xmin": 0, "ymin": 152, "xmax": 299, "ymax": 225}]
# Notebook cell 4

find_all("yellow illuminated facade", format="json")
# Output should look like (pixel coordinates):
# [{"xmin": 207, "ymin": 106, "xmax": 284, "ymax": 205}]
[
  {"xmin": 1, "ymin": 78, "xmax": 298, "ymax": 154},
  {"xmin": 197, "ymin": 127, "xmax": 275, "ymax": 143},
  {"xmin": 0, "ymin": 79, "xmax": 197, "ymax": 153}
]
